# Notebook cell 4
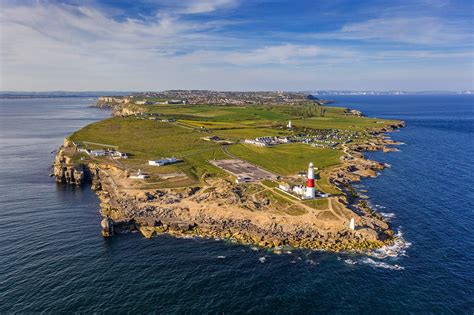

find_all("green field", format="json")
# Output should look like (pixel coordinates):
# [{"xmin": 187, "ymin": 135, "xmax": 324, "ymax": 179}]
[
  {"xmin": 146, "ymin": 104, "xmax": 291, "ymax": 122},
  {"xmin": 227, "ymin": 143, "xmax": 343, "ymax": 175},
  {"xmin": 69, "ymin": 117, "xmax": 228, "ymax": 184},
  {"xmin": 68, "ymin": 101, "xmax": 399, "ymax": 189}
]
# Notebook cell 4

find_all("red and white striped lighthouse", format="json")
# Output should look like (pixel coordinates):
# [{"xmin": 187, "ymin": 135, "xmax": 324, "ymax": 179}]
[{"xmin": 306, "ymin": 162, "xmax": 315, "ymax": 199}]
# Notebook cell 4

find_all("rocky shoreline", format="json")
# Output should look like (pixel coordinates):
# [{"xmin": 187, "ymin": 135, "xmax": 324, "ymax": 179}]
[{"xmin": 52, "ymin": 119, "xmax": 404, "ymax": 253}]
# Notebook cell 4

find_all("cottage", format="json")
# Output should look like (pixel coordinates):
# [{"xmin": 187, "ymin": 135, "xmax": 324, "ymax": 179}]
[
  {"xmin": 130, "ymin": 169, "xmax": 149, "ymax": 179},
  {"xmin": 278, "ymin": 183, "xmax": 291, "ymax": 192},
  {"xmin": 111, "ymin": 151, "xmax": 128, "ymax": 159}
]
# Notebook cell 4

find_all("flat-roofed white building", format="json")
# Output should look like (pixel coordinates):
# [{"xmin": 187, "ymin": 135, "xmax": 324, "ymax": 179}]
[
  {"xmin": 130, "ymin": 169, "xmax": 149, "ymax": 179},
  {"xmin": 90, "ymin": 149, "xmax": 106, "ymax": 157},
  {"xmin": 148, "ymin": 157, "xmax": 178, "ymax": 166}
]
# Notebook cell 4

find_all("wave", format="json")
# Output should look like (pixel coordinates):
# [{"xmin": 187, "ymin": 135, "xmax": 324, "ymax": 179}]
[
  {"xmin": 340, "ymin": 229, "xmax": 410, "ymax": 270},
  {"xmin": 360, "ymin": 258, "xmax": 405, "ymax": 270},
  {"xmin": 380, "ymin": 212, "xmax": 396, "ymax": 220},
  {"xmin": 368, "ymin": 229, "xmax": 411, "ymax": 259},
  {"xmin": 344, "ymin": 259, "xmax": 357, "ymax": 265},
  {"xmin": 343, "ymin": 257, "xmax": 405, "ymax": 270}
]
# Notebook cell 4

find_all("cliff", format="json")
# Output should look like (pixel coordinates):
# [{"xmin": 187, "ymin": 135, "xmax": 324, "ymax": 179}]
[
  {"xmin": 52, "ymin": 96, "xmax": 406, "ymax": 252},
  {"xmin": 51, "ymin": 125, "xmax": 404, "ymax": 252},
  {"xmin": 95, "ymin": 96, "xmax": 144, "ymax": 116}
]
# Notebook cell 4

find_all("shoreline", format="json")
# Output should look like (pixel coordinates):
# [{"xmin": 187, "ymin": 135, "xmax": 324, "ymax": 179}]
[{"xmin": 52, "ymin": 98, "xmax": 405, "ymax": 253}]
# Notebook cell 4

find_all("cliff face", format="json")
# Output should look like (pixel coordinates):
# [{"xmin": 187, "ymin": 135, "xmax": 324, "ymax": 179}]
[
  {"xmin": 96, "ymin": 96, "xmax": 130, "ymax": 107},
  {"xmin": 95, "ymin": 96, "xmax": 144, "ymax": 116},
  {"xmin": 50, "ymin": 132, "xmax": 399, "ymax": 252},
  {"xmin": 92, "ymin": 168, "xmax": 391, "ymax": 251},
  {"xmin": 51, "ymin": 114, "xmax": 405, "ymax": 252},
  {"xmin": 52, "ymin": 139, "xmax": 85, "ymax": 185}
]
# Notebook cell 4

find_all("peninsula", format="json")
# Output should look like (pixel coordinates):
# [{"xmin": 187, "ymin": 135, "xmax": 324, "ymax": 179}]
[{"xmin": 52, "ymin": 90, "xmax": 404, "ymax": 252}]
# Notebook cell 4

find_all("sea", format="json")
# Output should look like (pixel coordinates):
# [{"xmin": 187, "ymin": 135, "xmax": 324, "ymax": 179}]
[{"xmin": 0, "ymin": 95, "xmax": 473, "ymax": 313}]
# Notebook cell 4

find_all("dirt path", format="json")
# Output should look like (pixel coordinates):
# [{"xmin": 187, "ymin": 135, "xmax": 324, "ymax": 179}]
[{"xmin": 327, "ymin": 197, "xmax": 347, "ymax": 221}]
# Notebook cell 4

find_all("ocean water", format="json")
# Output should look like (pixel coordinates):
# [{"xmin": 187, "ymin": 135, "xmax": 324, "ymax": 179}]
[{"xmin": 0, "ymin": 95, "xmax": 473, "ymax": 313}]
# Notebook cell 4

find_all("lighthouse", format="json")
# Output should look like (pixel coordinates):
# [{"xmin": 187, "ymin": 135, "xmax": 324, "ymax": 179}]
[{"xmin": 306, "ymin": 162, "xmax": 315, "ymax": 199}]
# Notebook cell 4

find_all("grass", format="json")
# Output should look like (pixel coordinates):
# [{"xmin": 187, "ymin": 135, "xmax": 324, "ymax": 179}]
[
  {"xmin": 69, "ymin": 117, "xmax": 224, "ymax": 185},
  {"xmin": 146, "ymin": 104, "xmax": 291, "ymax": 122},
  {"xmin": 255, "ymin": 189, "xmax": 307, "ymax": 216},
  {"xmin": 292, "ymin": 116, "xmax": 399, "ymax": 131},
  {"xmin": 68, "ymin": 101, "xmax": 401, "ymax": 189},
  {"xmin": 316, "ymin": 168, "xmax": 343, "ymax": 195},
  {"xmin": 227, "ymin": 143, "xmax": 343, "ymax": 176},
  {"xmin": 302, "ymin": 198, "xmax": 329, "ymax": 210},
  {"xmin": 212, "ymin": 128, "xmax": 288, "ymax": 140}
]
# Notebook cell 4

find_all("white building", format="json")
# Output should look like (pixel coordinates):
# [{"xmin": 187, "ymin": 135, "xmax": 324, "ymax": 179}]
[
  {"xmin": 244, "ymin": 139, "xmax": 268, "ymax": 147},
  {"xmin": 111, "ymin": 151, "xmax": 128, "ymax": 159},
  {"xmin": 278, "ymin": 183, "xmax": 291, "ymax": 192},
  {"xmin": 90, "ymin": 150, "xmax": 106, "ymax": 157},
  {"xmin": 130, "ymin": 169, "xmax": 149, "ymax": 179},
  {"xmin": 148, "ymin": 157, "xmax": 178, "ymax": 166},
  {"xmin": 292, "ymin": 185, "xmax": 304, "ymax": 195}
]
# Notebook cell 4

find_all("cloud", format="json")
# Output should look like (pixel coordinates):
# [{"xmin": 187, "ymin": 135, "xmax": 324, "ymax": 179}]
[
  {"xmin": 333, "ymin": 16, "xmax": 473, "ymax": 45},
  {"xmin": 175, "ymin": 0, "xmax": 240, "ymax": 14},
  {"xmin": 0, "ymin": 1, "xmax": 472, "ymax": 91},
  {"xmin": 228, "ymin": 44, "xmax": 321, "ymax": 65}
]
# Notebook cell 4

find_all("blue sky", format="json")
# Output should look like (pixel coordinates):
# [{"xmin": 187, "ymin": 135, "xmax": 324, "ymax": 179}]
[{"xmin": 0, "ymin": 0, "xmax": 473, "ymax": 91}]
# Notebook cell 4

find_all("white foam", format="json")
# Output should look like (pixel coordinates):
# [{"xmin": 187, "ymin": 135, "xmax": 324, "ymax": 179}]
[
  {"xmin": 375, "ymin": 204, "xmax": 387, "ymax": 209},
  {"xmin": 360, "ymin": 258, "xmax": 405, "ymax": 270},
  {"xmin": 217, "ymin": 256, "xmax": 226, "ymax": 259},
  {"xmin": 368, "ymin": 229, "xmax": 411, "ymax": 259},
  {"xmin": 344, "ymin": 259, "xmax": 358, "ymax": 265},
  {"xmin": 380, "ymin": 212, "xmax": 396, "ymax": 221},
  {"xmin": 259, "ymin": 257, "xmax": 266, "ymax": 263}
]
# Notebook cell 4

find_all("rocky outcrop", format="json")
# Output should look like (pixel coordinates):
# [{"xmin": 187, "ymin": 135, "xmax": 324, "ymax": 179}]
[
  {"xmin": 95, "ymin": 97, "xmax": 144, "ymax": 117},
  {"xmin": 349, "ymin": 109, "xmax": 363, "ymax": 117},
  {"xmin": 52, "ymin": 139, "xmax": 86, "ymax": 185},
  {"xmin": 50, "ymin": 116, "xmax": 405, "ymax": 252},
  {"xmin": 96, "ymin": 96, "xmax": 130, "ymax": 107}
]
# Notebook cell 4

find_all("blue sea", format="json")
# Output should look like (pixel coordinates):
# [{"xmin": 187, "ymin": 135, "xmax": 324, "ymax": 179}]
[{"xmin": 0, "ymin": 95, "xmax": 473, "ymax": 313}]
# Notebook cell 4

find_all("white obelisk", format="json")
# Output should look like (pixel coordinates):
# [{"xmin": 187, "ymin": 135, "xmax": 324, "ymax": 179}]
[{"xmin": 349, "ymin": 218, "xmax": 355, "ymax": 230}]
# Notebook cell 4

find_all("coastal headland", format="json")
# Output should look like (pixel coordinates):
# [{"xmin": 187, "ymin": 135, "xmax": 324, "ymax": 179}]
[{"xmin": 52, "ymin": 91, "xmax": 404, "ymax": 252}]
